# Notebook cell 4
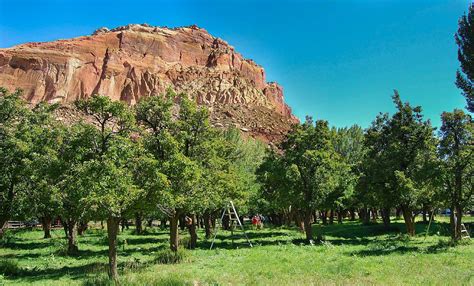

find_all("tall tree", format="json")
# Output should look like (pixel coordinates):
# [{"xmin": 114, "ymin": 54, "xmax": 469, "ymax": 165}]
[
  {"xmin": 57, "ymin": 123, "xmax": 97, "ymax": 254},
  {"xmin": 363, "ymin": 92, "xmax": 438, "ymax": 235},
  {"xmin": 281, "ymin": 118, "xmax": 343, "ymax": 241},
  {"xmin": 0, "ymin": 88, "xmax": 31, "ymax": 237},
  {"xmin": 23, "ymin": 103, "xmax": 62, "ymax": 239},
  {"xmin": 455, "ymin": 3, "xmax": 474, "ymax": 112},
  {"xmin": 75, "ymin": 95, "xmax": 144, "ymax": 280},
  {"xmin": 439, "ymin": 109, "xmax": 473, "ymax": 240}
]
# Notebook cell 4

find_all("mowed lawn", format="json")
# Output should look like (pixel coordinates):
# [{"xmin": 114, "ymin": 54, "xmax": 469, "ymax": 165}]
[{"xmin": 0, "ymin": 217, "xmax": 473, "ymax": 286}]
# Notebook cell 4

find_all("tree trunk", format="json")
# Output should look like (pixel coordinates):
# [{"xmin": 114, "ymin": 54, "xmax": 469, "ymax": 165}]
[
  {"xmin": 179, "ymin": 215, "xmax": 186, "ymax": 231},
  {"xmin": 450, "ymin": 205, "xmax": 456, "ymax": 240},
  {"xmin": 395, "ymin": 207, "xmax": 402, "ymax": 220},
  {"xmin": 401, "ymin": 206, "xmax": 415, "ymax": 236},
  {"xmin": 453, "ymin": 204, "xmax": 463, "ymax": 241},
  {"xmin": 135, "ymin": 213, "xmax": 142, "ymax": 235},
  {"xmin": 321, "ymin": 210, "xmax": 328, "ymax": 225},
  {"xmin": 349, "ymin": 209, "xmax": 356, "ymax": 221},
  {"xmin": 329, "ymin": 210, "xmax": 334, "ymax": 224},
  {"xmin": 120, "ymin": 218, "xmax": 128, "ymax": 232},
  {"xmin": 303, "ymin": 210, "xmax": 313, "ymax": 241},
  {"xmin": 0, "ymin": 218, "xmax": 8, "ymax": 239},
  {"xmin": 222, "ymin": 215, "xmax": 230, "ymax": 231},
  {"xmin": 361, "ymin": 208, "xmax": 370, "ymax": 225},
  {"xmin": 371, "ymin": 208, "xmax": 377, "ymax": 222},
  {"xmin": 381, "ymin": 208, "xmax": 391, "ymax": 228},
  {"xmin": 170, "ymin": 212, "xmax": 179, "ymax": 252},
  {"xmin": 0, "ymin": 185, "xmax": 14, "ymax": 239},
  {"xmin": 204, "ymin": 212, "xmax": 212, "ymax": 239},
  {"xmin": 78, "ymin": 221, "xmax": 88, "ymax": 235},
  {"xmin": 61, "ymin": 218, "xmax": 68, "ymax": 238},
  {"xmin": 41, "ymin": 216, "xmax": 52, "ymax": 239},
  {"xmin": 295, "ymin": 211, "xmax": 305, "ymax": 232},
  {"xmin": 107, "ymin": 217, "xmax": 120, "ymax": 281},
  {"xmin": 67, "ymin": 220, "xmax": 78, "ymax": 254},
  {"xmin": 188, "ymin": 214, "xmax": 198, "ymax": 249},
  {"xmin": 337, "ymin": 210, "xmax": 343, "ymax": 224}
]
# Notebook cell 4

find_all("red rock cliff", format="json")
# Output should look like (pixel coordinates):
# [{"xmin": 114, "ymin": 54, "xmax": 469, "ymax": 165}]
[{"xmin": 0, "ymin": 24, "xmax": 297, "ymax": 142}]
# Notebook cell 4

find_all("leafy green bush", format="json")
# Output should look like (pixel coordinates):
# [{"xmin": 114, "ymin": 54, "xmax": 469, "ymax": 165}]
[
  {"xmin": 0, "ymin": 259, "xmax": 20, "ymax": 276},
  {"xmin": 0, "ymin": 231, "xmax": 15, "ymax": 246},
  {"xmin": 155, "ymin": 248, "xmax": 187, "ymax": 264}
]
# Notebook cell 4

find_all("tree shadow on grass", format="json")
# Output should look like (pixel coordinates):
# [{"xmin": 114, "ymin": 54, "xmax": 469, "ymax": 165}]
[
  {"xmin": 0, "ymin": 241, "xmax": 53, "ymax": 251},
  {"xmin": 3, "ymin": 262, "xmax": 107, "ymax": 283},
  {"xmin": 317, "ymin": 223, "xmax": 402, "ymax": 240},
  {"xmin": 346, "ymin": 236, "xmax": 455, "ymax": 257},
  {"xmin": 122, "ymin": 236, "xmax": 168, "ymax": 246},
  {"xmin": 4, "ymin": 251, "xmax": 162, "ymax": 283}
]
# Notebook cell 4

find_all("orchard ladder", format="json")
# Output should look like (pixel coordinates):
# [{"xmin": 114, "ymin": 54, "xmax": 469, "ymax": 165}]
[{"xmin": 210, "ymin": 201, "xmax": 253, "ymax": 249}]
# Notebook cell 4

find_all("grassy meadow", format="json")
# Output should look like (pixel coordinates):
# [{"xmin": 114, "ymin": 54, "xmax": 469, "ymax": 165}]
[{"xmin": 0, "ymin": 217, "xmax": 473, "ymax": 286}]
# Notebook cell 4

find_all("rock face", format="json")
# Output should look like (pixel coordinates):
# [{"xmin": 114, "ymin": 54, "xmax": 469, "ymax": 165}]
[{"xmin": 0, "ymin": 24, "xmax": 297, "ymax": 142}]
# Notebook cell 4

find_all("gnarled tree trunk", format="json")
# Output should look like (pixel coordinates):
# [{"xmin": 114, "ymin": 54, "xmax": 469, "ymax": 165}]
[
  {"xmin": 78, "ymin": 221, "xmax": 88, "ymax": 235},
  {"xmin": 204, "ymin": 212, "xmax": 212, "ymax": 239},
  {"xmin": 67, "ymin": 220, "xmax": 78, "ymax": 254},
  {"xmin": 329, "ymin": 210, "xmax": 334, "ymax": 224},
  {"xmin": 170, "ymin": 212, "xmax": 180, "ymax": 252},
  {"xmin": 381, "ymin": 208, "xmax": 391, "ymax": 228},
  {"xmin": 401, "ymin": 205, "xmax": 415, "ymax": 236},
  {"xmin": 303, "ymin": 210, "xmax": 313, "ymax": 241},
  {"xmin": 41, "ymin": 216, "xmax": 52, "ymax": 238},
  {"xmin": 188, "ymin": 214, "xmax": 198, "ymax": 249},
  {"xmin": 107, "ymin": 217, "xmax": 120, "ymax": 281},
  {"xmin": 452, "ymin": 204, "xmax": 463, "ymax": 241},
  {"xmin": 135, "ymin": 213, "xmax": 142, "ymax": 235}
]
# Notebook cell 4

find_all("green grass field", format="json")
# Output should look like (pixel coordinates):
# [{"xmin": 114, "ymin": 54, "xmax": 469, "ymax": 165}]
[{"xmin": 0, "ymin": 217, "xmax": 473, "ymax": 285}]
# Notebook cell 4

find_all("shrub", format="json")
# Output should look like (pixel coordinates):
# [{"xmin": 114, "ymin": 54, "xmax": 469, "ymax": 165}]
[{"xmin": 155, "ymin": 248, "xmax": 187, "ymax": 264}]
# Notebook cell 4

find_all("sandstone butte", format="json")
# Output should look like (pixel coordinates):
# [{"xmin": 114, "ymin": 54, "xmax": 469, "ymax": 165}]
[{"xmin": 0, "ymin": 24, "xmax": 298, "ymax": 143}]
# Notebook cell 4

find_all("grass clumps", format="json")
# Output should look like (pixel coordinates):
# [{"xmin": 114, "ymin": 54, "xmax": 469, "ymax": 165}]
[
  {"xmin": 0, "ymin": 259, "xmax": 20, "ymax": 277},
  {"xmin": 155, "ymin": 248, "xmax": 188, "ymax": 264}
]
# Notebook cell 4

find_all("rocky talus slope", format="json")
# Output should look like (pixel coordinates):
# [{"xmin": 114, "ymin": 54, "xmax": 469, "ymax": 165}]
[{"xmin": 0, "ymin": 24, "xmax": 297, "ymax": 142}]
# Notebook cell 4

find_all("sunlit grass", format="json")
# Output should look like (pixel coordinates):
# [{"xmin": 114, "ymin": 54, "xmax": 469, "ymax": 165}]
[{"xmin": 0, "ymin": 217, "xmax": 472, "ymax": 285}]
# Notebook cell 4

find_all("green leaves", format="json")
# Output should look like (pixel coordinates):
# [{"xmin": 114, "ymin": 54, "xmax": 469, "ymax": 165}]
[
  {"xmin": 438, "ymin": 109, "xmax": 473, "ymax": 210},
  {"xmin": 260, "ymin": 118, "xmax": 347, "ymax": 213},
  {"xmin": 455, "ymin": 4, "xmax": 474, "ymax": 112},
  {"xmin": 362, "ymin": 91, "xmax": 439, "ymax": 212}
]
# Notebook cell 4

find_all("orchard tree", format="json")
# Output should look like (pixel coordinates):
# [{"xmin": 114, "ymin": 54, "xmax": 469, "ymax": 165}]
[
  {"xmin": 56, "ymin": 122, "xmax": 97, "ymax": 253},
  {"xmin": 327, "ymin": 126, "xmax": 365, "ymax": 224},
  {"xmin": 281, "ymin": 118, "xmax": 343, "ymax": 241},
  {"xmin": 256, "ymin": 150, "xmax": 294, "ymax": 226},
  {"xmin": 81, "ymin": 136, "xmax": 166, "ymax": 280},
  {"xmin": 439, "ymin": 109, "xmax": 473, "ymax": 240},
  {"xmin": 455, "ymin": 3, "xmax": 474, "ymax": 112},
  {"xmin": 0, "ymin": 88, "xmax": 31, "ymax": 237},
  {"xmin": 363, "ymin": 92, "xmax": 438, "ymax": 235},
  {"xmin": 23, "ymin": 103, "xmax": 63, "ymax": 238}
]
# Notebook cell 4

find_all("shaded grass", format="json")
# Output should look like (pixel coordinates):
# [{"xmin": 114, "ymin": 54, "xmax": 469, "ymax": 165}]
[{"xmin": 0, "ymin": 217, "xmax": 472, "ymax": 285}]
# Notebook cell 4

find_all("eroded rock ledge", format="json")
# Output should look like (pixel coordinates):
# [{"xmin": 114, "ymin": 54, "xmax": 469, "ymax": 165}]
[{"xmin": 0, "ymin": 24, "xmax": 298, "ymax": 142}]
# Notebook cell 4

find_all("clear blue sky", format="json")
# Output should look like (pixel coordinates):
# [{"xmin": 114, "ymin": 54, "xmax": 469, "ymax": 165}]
[{"xmin": 0, "ymin": 0, "xmax": 471, "ymax": 128}]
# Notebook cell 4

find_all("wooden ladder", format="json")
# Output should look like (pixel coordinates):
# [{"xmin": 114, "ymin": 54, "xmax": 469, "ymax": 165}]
[
  {"xmin": 210, "ymin": 201, "xmax": 253, "ymax": 249},
  {"xmin": 461, "ymin": 223, "xmax": 471, "ymax": 239}
]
